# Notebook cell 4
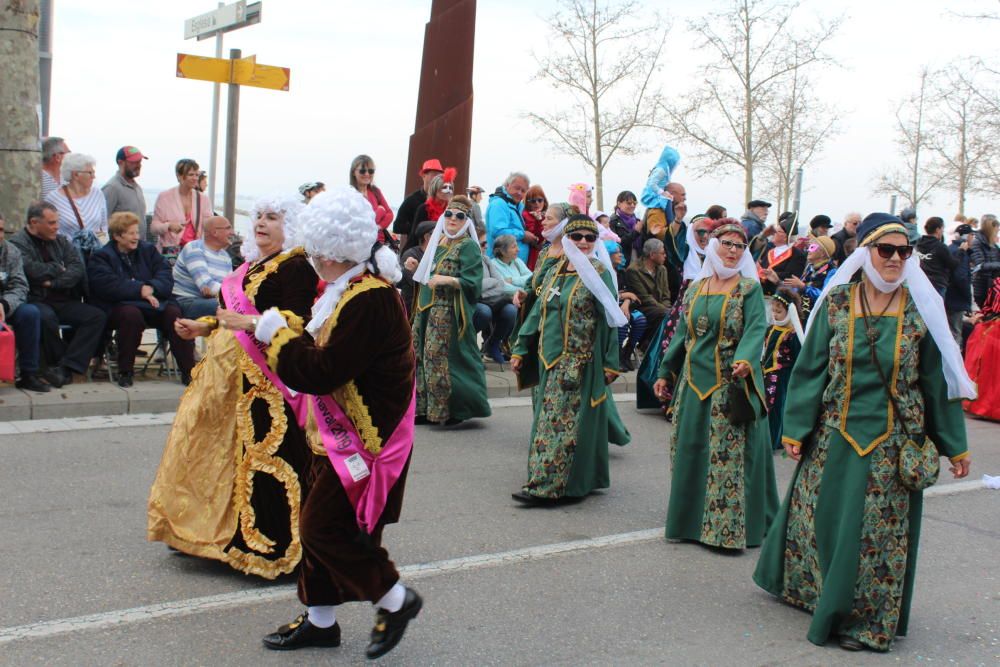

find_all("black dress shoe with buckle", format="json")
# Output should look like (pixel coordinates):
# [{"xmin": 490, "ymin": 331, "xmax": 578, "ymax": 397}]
[
  {"xmin": 365, "ymin": 587, "xmax": 423, "ymax": 660},
  {"xmin": 262, "ymin": 613, "xmax": 341, "ymax": 651},
  {"xmin": 838, "ymin": 635, "xmax": 865, "ymax": 651},
  {"xmin": 42, "ymin": 366, "xmax": 70, "ymax": 388}
]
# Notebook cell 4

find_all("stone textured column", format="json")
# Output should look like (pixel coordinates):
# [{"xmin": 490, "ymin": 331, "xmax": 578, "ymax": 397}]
[
  {"xmin": 0, "ymin": 0, "xmax": 41, "ymax": 231},
  {"xmin": 405, "ymin": 0, "xmax": 476, "ymax": 195}
]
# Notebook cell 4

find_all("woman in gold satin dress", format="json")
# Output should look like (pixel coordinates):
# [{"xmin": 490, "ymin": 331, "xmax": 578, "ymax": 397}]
[{"xmin": 147, "ymin": 196, "xmax": 318, "ymax": 578}]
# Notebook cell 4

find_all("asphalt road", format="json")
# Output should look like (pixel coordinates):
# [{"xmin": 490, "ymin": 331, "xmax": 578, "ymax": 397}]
[{"xmin": 0, "ymin": 402, "xmax": 997, "ymax": 666}]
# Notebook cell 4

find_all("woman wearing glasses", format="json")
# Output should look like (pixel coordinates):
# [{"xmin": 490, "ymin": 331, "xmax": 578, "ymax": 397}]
[
  {"xmin": 349, "ymin": 155, "xmax": 393, "ymax": 244},
  {"xmin": 411, "ymin": 195, "xmax": 491, "ymax": 425},
  {"xmin": 521, "ymin": 185, "xmax": 548, "ymax": 270},
  {"xmin": 652, "ymin": 222, "xmax": 778, "ymax": 549},
  {"xmin": 405, "ymin": 168, "xmax": 457, "ymax": 252},
  {"xmin": 754, "ymin": 213, "xmax": 974, "ymax": 652},
  {"xmin": 510, "ymin": 215, "xmax": 630, "ymax": 505},
  {"xmin": 780, "ymin": 235, "xmax": 837, "ymax": 319}
]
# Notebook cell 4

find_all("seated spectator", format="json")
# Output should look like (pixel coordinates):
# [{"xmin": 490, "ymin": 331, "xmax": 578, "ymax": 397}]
[
  {"xmin": 0, "ymin": 213, "xmax": 47, "ymax": 392},
  {"xmin": 87, "ymin": 212, "xmax": 195, "ymax": 388},
  {"xmin": 608, "ymin": 240, "xmax": 645, "ymax": 371},
  {"xmin": 625, "ymin": 237, "xmax": 672, "ymax": 350},
  {"xmin": 608, "ymin": 191, "xmax": 641, "ymax": 262},
  {"xmin": 44, "ymin": 152, "xmax": 108, "ymax": 258},
  {"xmin": 298, "ymin": 181, "xmax": 325, "ymax": 204},
  {"xmin": 172, "ymin": 216, "xmax": 234, "ymax": 319},
  {"xmin": 485, "ymin": 172, "xmax": 531, "ymax": 260},
  {"xmin": 151, "ymin": 159, "xmax": 213, "ymax": 256},
  {"xmin": 400, "ymin": 220, "xmax": 436, "ymax": 316},
  {"xmin": 490, "ymin": 234, "xmax": 532, "ymax": 294},
  {"xmin": 41, "ymin": 136, "xmax": 70, "ymax": 200},
  {"xmin": 9, "ymin": 202, "xmax": 106, "ymax": 387},
  {"xmin": 475, "ymin": 230, "xmax": 517, "ymax": 365}
]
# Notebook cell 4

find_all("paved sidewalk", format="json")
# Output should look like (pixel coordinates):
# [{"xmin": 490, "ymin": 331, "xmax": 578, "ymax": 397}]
[{"xmin": 0, "ymin": 361, "xmax": 646, "ymax": 421}]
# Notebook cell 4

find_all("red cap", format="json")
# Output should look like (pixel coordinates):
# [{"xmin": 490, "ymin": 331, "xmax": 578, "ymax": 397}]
[
  {"xmin": 116, "ymin": 146, "xmax": 147, "ymax": 163},
  {"xmin": 419, "ymin": 159, "xmax": 443, "ymax": 175}
]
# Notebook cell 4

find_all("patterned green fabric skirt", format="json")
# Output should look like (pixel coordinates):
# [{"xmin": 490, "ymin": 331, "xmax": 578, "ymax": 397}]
[{"xmin": 753, "ymin": 423, "xmax": 924, "ymax": 651}]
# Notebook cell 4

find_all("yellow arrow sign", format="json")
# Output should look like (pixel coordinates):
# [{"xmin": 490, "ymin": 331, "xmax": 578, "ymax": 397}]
[{"xmin": 176, "ymin": 53, "xmax": 290, "ymax": 91}]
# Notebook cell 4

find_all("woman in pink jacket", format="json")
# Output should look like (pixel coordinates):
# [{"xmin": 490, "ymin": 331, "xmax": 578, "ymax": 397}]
[
  {"xmin": 349, "ymin": 154, "xmax": 394, "ymax": 244},
  {"xmin": 151, "ymin": 158, "xmax": 212, "ymax": 256}
]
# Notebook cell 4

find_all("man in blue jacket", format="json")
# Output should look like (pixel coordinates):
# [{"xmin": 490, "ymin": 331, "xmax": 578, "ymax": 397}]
[{"xmin": 485, "ymin": 172, "xmax": 532, "ymax": 261}]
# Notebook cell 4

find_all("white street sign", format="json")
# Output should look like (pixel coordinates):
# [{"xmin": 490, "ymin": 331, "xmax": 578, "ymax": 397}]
[{"xmin": 184, "ymin": 0, "xmax": 247, "ymax": 40}]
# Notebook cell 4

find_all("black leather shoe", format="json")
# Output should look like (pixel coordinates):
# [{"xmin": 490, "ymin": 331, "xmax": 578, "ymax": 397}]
[
  {"xmin": 16, "ymin": 374, "xmax": 51, "ymax": 393},
  {"xmin": 262, "ymin": 613, "xmax": 341, "ymax": 651},
  {"xmin": 117, "ymin": 372, "xmax": 134, "ymax": 388},
  {"xmin": 42, "ymin": 366, "xmax": 70, "ymax": 388},
  {"xmin": 365, "ymin": 588, "xmax": 423, "ymax": 660},
  {"xmin": 511, "ymin": 490, "xmax": 558, "ymax": 506},
  {"xmin": 838, "ymin": 635, "xmax": 865, "ymax": 651}
]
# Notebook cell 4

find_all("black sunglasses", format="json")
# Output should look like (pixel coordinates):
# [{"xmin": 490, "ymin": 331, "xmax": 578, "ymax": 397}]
[
  {"xmin": 873, "ymin": 243, "xmax": 913, "ymax": 260},
  {"xmin": 443, "ymin": 210, "xmax": 467, "ymax": 221},
  {"xmin": 567, "ymin": 232, "xmax": 597, "ymax": 243},
  {"xmin": 527, "ymin": 197, "xmax": 545, "ymax": 204},
  {"xmin": 357, "ymin": 168, "xmax": 375, "ymax": 175},
  {"xmin": 695, "ymin": 229, "xmax": 710, "ymax": 237}
]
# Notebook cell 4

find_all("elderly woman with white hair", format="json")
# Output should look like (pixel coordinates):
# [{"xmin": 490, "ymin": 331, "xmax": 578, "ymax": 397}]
[
  {"xmin": 147, "ymin": 194, "xmax": 318, "ymax": 579},
  {"xmin": 754, "ymin": 213, "xmax": 973, "ymax": 653},
  {"xmin": 653, "ymin": 221, "xmax": 778, "ymax": 551},
  {"xmin": 252, "ymin": 186, "xmax": 422, "ymax": 658},
  {"xmin": 43, "ymin": 152, "xmax": 108, "ymax": 256}
]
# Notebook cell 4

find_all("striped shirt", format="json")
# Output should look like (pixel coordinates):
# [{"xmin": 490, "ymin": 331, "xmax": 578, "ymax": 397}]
[
  {"xmin": 44, "ymin": 186, "xmax": 108, "ymax": 239},
  {"xmin": 41, "ymin": 170, "xmax": 60, "ymax": 200},
  {"xmin": 172, "ymin": 240, "xmax": 233, "ymax": 299}
]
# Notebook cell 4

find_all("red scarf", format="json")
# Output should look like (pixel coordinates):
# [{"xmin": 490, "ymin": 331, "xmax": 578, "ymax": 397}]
[{"xmin": 425, "ymin": 197, "xmax": 446, "ymax": 222}]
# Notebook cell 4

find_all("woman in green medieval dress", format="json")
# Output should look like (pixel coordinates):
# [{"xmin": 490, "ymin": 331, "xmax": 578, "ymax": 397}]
[
  {"xmin": 753, "ymin": 213, "xmax": 975, "ymax": 652},
  {"xmin": 653, "ymin": 222, "xmax": 779, "ymax": 550},
  {"xmin": 411, "ymin": 195, "xmax": 491, "ymax": 425},
  {"xmin": 510, "ymin": 215, "xmax": 630, "ymax": 504}
]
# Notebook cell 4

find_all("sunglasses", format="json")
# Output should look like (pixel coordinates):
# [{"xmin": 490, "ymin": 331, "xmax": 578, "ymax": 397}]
[
  {"xmin": 443, "ymin": 210, "xmax": 467, "ymax": 221},
  {"xmin": 357, "ymin": 168, "xmax": 375, "ymax": 175},
  {"xmin": 527, "ymin": 197, "xmax": 545, "ymax": 204},
  {"xmin": 719, "ymin": 239, "xmax": 748, "ymax": 251},
  {"xmin": 567, "ymin": 232, "xmax": 598, "ymax": 243},
  {"xmin": 695, "ymin": 229, "xmax": 710, "ymax": 237},
  {"xmin": 873, "ymin": 243, "xmax": 913, "ymax": 260}
]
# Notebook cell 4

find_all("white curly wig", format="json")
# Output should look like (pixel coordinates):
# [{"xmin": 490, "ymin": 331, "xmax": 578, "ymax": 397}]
[
  {"xmin": 296, "ymin": 186, "xmax": 401, "ymax": 283},
  {"xmin": 241, "ymin": 194, "xmax": 305, "ymax": 262}
]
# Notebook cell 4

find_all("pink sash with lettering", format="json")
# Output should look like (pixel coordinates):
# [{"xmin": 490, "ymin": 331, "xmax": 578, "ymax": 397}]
[
  {"xmin": 221, "ymin": 263, "xmax": 308, "ymax": 420},
  {"xmin": 313, "ymin": 386, "xmax": 416, "ymax": 534}
]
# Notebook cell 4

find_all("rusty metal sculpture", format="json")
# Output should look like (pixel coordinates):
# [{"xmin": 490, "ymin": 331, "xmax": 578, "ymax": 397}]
[{"xmin": 404, "ymin": 0, "xmax": 476, "ymax": 194}]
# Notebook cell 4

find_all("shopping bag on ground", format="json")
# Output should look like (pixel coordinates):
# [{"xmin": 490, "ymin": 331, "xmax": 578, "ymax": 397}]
[{"xmin": 0, "ymin": 322, "xmax": 16, "ymax": 383}]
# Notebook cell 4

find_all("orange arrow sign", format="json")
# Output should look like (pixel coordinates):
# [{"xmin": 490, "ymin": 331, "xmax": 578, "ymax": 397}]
[
  {"xmin": 176, "ymin": 53, "xmax": 290, "ymax": 91},
  {"xmin": 176, "ymin": 53, "xmax": 232, "ymax": 84}
]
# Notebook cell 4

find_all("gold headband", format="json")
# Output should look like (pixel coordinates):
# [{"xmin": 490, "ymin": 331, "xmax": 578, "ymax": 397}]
[{"xmin": 860, "ymin": 223, "xmax": 908, "ymax": 246}]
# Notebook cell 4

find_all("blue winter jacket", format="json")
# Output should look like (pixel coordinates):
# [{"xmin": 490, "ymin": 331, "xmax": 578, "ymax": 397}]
[
  {"xmin": 87, "ymin": 240, "xmax": 176, "ymax": 313},
  {"xmin": 945, "ymin": 239, "xmax": 972, "ymax": 312},
  {"xmin": 485, "ymin": 187, "xmax": 526, "ymax": 261}
]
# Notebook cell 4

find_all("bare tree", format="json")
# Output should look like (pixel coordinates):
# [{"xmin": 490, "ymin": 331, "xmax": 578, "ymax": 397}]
[
  {"xmin": 874, "ymin": 68, "xmax": 944, "ymax": 210},
  {"xmin": 925, "ymin": 63, "xmax": 996, "ymax": 215},
  {"xmin": 758, "ymin": 46, "xmax": 840, "ymax": 211},
  {"xmin": 526, "ymin": 0, "xmax": 668, "ymax": 209},
  {"xmin": 659, "ymin": 0, "xmax": 839, "ymax": 204}
]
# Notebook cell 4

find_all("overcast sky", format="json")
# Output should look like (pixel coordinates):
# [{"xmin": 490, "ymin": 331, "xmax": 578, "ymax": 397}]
[{"xmin": 51, "ymin": 0, "xmax": 1000, "ymax": 224}]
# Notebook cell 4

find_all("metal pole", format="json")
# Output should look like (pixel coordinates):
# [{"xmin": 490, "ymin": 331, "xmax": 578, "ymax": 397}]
[
  {"xmin": 223, "ymin": 48, "xmax": 240, "ymax": 224},
  {"xmin": 207, "ymin": 2, "xmax": 223, "ymax": 209},
  {"xmin": 792, "ymin": 167, "xmax": 804, "ymax": 217},
  {"xmin": 889, "ymin": 195, "xmax": 898, "ymax": 215}
]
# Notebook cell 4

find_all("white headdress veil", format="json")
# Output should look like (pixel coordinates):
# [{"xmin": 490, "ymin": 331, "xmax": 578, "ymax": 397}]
[
  {"xmin": 695, "ymin": 237, "xmax": 758, "ymax": 282},
  {"xmin": 412, "ymin": 212, "xmax": 476, "ymax": 285},
  {"xmin": 804, "ymin": 242, "xmax": 977, "ymax": 401},
  {"xmin": 561, "ymin": 223, "xmax": 628, "ymax": 328},
  {"xmin": 769, "ymin": 295, "xmax": 806, "ymax": 344},
  {"xmin": 683, "ymin": 218, "xmax": 708, "ymax": 280}
]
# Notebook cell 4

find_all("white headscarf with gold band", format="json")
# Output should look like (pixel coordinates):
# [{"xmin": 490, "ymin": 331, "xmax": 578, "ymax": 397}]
[
  {"xmin": 695, "ymin": 223, "xmax": 758, "ymax": 281},
  {"xmin": 804, "ymin": 221, "xmax": 976, "ymax": 400},
  {"xmin": 561, "ymin": 219, "xmax": 628, "ymax": 328}
]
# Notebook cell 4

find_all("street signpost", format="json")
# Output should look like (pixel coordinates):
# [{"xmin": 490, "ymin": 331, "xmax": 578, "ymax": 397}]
[{"xmin": 183, "ymin": 1, "xmax": 264, "ymax": 217}]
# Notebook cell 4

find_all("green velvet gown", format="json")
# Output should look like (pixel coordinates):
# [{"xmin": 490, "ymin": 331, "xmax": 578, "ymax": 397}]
[
  {"xmin": 412, "ymin": 236, "xmax": 491, "ymax": 422},
  {"xmin": 512, "ymin": 257, "xmax": 631, "ymax": 499},
  {"xmin": 658, "ymin": 277, "xmax": 779, "ymax": 549},
  {"xmin": 752, "ymin": 284, "xmax": 969, "ymax": 652}
]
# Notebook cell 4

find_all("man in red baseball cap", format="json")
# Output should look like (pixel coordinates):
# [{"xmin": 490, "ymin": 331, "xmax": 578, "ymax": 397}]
[
  {"xmin": 102, "ymin": 146, "xmax": 149, "ymax": 239},
  {"xmin": 393, "ymin": 158, "xmax": 443, "ymax": 246}
]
